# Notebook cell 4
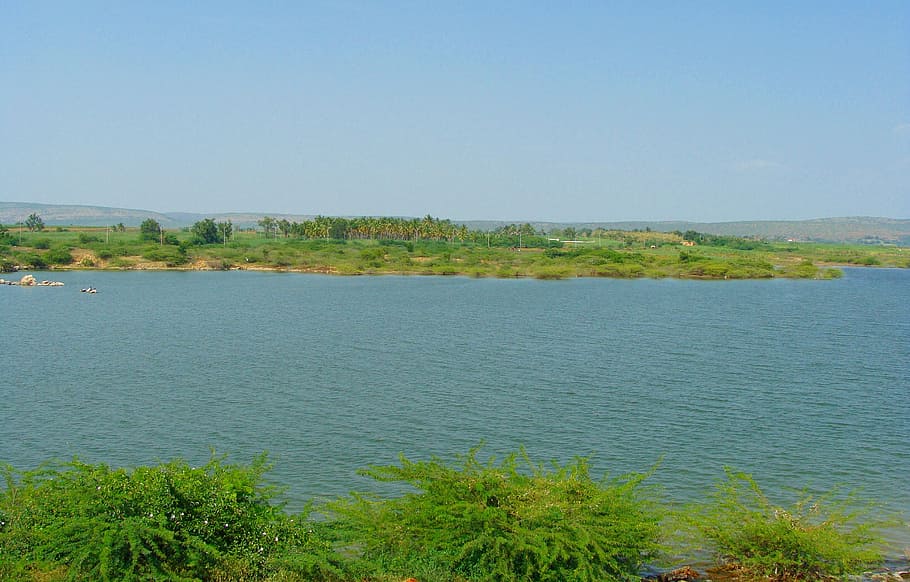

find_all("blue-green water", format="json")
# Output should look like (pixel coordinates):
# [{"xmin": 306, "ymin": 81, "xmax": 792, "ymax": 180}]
[{"xmin": 2, "ymin": 268, "xmax": 909, "ymax": 550}]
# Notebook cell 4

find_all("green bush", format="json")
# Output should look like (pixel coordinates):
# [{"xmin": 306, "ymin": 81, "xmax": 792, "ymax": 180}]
[
  {"xmin": 0, "ymin": 455, "xmax": 342, "ymax": 582},
  {"xmin": 20, "ymin": 253, "xmax": 47, "ymax": 269},
  {"xmin": 45, "ymin": 247, "xmax": 74, "ymax": 265},
  {"xmin": 329, "ymin": 447, "xmax": 662, "ymax": 582},
  {"xmin": 685, "ymin": 468, "xmax": 884, "ymax": 581},
  {"xmin": 142, "ymin": 245, "xmax": 188, "ymax": 265},
  {"xmin": 792, "ymin": 260, "xmax": 819, "ymax": 278}
]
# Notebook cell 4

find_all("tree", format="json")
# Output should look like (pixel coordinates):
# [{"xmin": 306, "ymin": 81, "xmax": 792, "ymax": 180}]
[
  {"xmin": 25, "ymin": 213, "xmax": 45, "ymax": 232},
  {"xmin": 191, "ymin": 218, "xmax": 219, "ymax": 244},
  {"xmin": 139, "ymin": 219, "xmax": 162, "ymax": 241},
  {"xmin": 217, "ymin": 220, "xmax": 233, "ymax": 245},
  {"xmin": 258, "ymin": 216, "xmax": 276, "ymax": 238}
]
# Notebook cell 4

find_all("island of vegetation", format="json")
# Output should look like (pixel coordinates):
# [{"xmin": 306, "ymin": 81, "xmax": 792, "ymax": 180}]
[{"xmin": 2, "ymin": 213, "xmax": 907, "ymax": 280}]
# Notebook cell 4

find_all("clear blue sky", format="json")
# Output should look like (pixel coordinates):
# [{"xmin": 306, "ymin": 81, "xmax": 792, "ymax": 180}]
[{"xmin": 2, "ymin": 1, "xmax": 908, "ymax": 221}]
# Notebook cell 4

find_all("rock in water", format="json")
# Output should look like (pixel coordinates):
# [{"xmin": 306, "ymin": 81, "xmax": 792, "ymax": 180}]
[{"xmin": 19, "ymin": 274, "xmax": 36, "ymax": 286}]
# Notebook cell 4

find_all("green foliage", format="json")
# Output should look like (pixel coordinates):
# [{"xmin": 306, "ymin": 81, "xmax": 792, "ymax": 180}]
[
  {"xmin": 140, "ymin": 219, "xmax": 163, "ymax": 241},
  {"xmin": 787, "ymin": 260, "xmax": 821, "ymax": 279},
  {"xmin": 685, "ymin": 468, "xmax": 885, "ymax": 581},
  {"xmin": 0, "ymin": 451, "xmax": 897, "ymax": 582},
  {"xmin": 25, "ymin": 213, "xmax": 45, "ymax": 232},
  {"xmin": 45, "ymin": 247, "xmax": 74, "ymax": 265},
  {"xmin": 217, "ymin": 220, "xmax": 233, "ymax": 244},
  {"xmin": 142, "ymin": 245, "xmax": 188, "ymax": 265},
  {"xmin": 20, "ymin": 253, "xmax": 47, "ymax": 269},
  {"xmin": 681, "ymin": 230, "xmax": 770, "ymax": 250},
  {"xmin": 192, "ymin": 219, "xmax": 220, "ymax": 245},
  {"xmin": 359, "ymin": 247, "xmax": 385, "ymax": 267},
  {"xmin": 0, "ymin": 454, "xmax": 341, "ymax": 582},
  {"xmin": 330, "ymin": 447, "xmax": 663, "ymax": 582},
  {"xmin": 0, "ymin": 219, "xmax": 902, "ymax": 279}
]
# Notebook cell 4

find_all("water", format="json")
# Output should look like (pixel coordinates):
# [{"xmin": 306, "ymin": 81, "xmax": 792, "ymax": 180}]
[{"xmin": 2, "ymin": 268, "xmax": 909, "ymax": 553}]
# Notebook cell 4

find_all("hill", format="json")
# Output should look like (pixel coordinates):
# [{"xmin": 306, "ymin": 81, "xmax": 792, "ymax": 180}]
[{"xmin": 463, "ymin": 217, "xmax": 910, "ymax": 245}]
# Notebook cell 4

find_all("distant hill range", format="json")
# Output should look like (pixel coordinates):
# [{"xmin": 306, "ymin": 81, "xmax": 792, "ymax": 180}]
[
  {"xmin": 2, "ymin": 202, "xmax": 908, "ymax": 245},
  {"xmin": 0, "ymin": 202, "xmax": 313, "ymax": 231}
]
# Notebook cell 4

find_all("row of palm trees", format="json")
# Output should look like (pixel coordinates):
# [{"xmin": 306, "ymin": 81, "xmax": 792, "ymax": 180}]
[{"xmin": 257, "ymin": 215, "xmax": 471, "ymax": 242}]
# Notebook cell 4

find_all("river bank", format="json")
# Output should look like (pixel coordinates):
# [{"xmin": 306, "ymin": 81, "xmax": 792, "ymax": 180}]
[{"xmin": 4, "ymin": 225, "xmax": 907, "ymax": 280}]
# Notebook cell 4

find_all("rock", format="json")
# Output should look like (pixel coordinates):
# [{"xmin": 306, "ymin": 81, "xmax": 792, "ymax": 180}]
[
  {"xmin": 19, "ymin": 274, "xmax": 36, "ymax": 286},
  {"xmin": 644, "ymin": 566, "xmax": 701, "ymax": 582}
]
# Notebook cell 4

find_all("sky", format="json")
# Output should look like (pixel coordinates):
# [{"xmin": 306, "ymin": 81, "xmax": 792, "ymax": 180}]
[{"xmin": 1, "ymin": 1, "xmax": 908, "ymax": 222}]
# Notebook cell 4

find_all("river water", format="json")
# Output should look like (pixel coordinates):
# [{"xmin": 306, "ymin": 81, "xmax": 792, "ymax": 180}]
[{"xmin": 2, "ymin": 268, "xmax": 908, "ymax": 553}]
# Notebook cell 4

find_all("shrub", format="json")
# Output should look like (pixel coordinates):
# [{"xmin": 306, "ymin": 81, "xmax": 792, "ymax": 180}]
[
  {"xmin": 45, "ymin": 247, "xmax": 74, "ymax": 265},
  {"xmin": 532, "ymin": 266, "xmax": 573, "ymax": 279},
  {"xmin": 0, "ymin": 455, "xmax": 342, "ymax": 581},
  {"xmin": 329, "ymin": 447, "xmax": 663, "ymax": 581},
  {"xmin": 77, "ymin": 233, "xmax": 102, "ymax": 244},
  {"xmin": 32, "ymin": 238, "xmax": 51, "ymax": 249},
  {"xmin": 21, "ymin": 253, "xmax": 47, "ymax": 269},
  {"xmin": 142, "ymin": 245, "xmax": 188, "ymax": 265},
  {"xmin": 686, "ymin": 468, "xmax": 884, "ymax": 581},
  {"xmin": 792, "ymin": 260, "xmax": 819, "ymax": 278}
]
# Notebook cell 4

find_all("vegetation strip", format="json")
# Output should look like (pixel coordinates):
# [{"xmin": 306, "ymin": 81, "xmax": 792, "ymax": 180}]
[
  {"xmin": 3, "ymin": 214, "xmax": 907, "ymax": 279},
  {"xmin": 0, "ymin": 449, "xmax": 900, "ymax": 582}
]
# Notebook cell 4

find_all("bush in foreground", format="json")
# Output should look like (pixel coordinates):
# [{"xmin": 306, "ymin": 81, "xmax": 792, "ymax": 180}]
[
  {"xmin": 0, "ymin": 454, "xmax": 342, "ymax": 582},
  {"xmin": 686, "ymin": 468, "xmax": 885, "ymax": 581},
  {"xmin": 0, "ymin": 452, "xmax": 894, "ymax": 582},
  {"xmin": 329, "ymin": 447, "xmax": 662, "ymax": 582}
]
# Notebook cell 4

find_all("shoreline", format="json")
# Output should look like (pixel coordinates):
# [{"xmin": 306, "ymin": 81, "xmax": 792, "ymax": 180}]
[{"xmin": 1, "ymin": 261, "xmax": 877, "ymax": 280}]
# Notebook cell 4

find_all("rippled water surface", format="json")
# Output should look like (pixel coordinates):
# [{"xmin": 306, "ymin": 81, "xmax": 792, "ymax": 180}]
[{"xmin": 2, "ymin": 268, "xmax": 908, "ymax": 548}]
